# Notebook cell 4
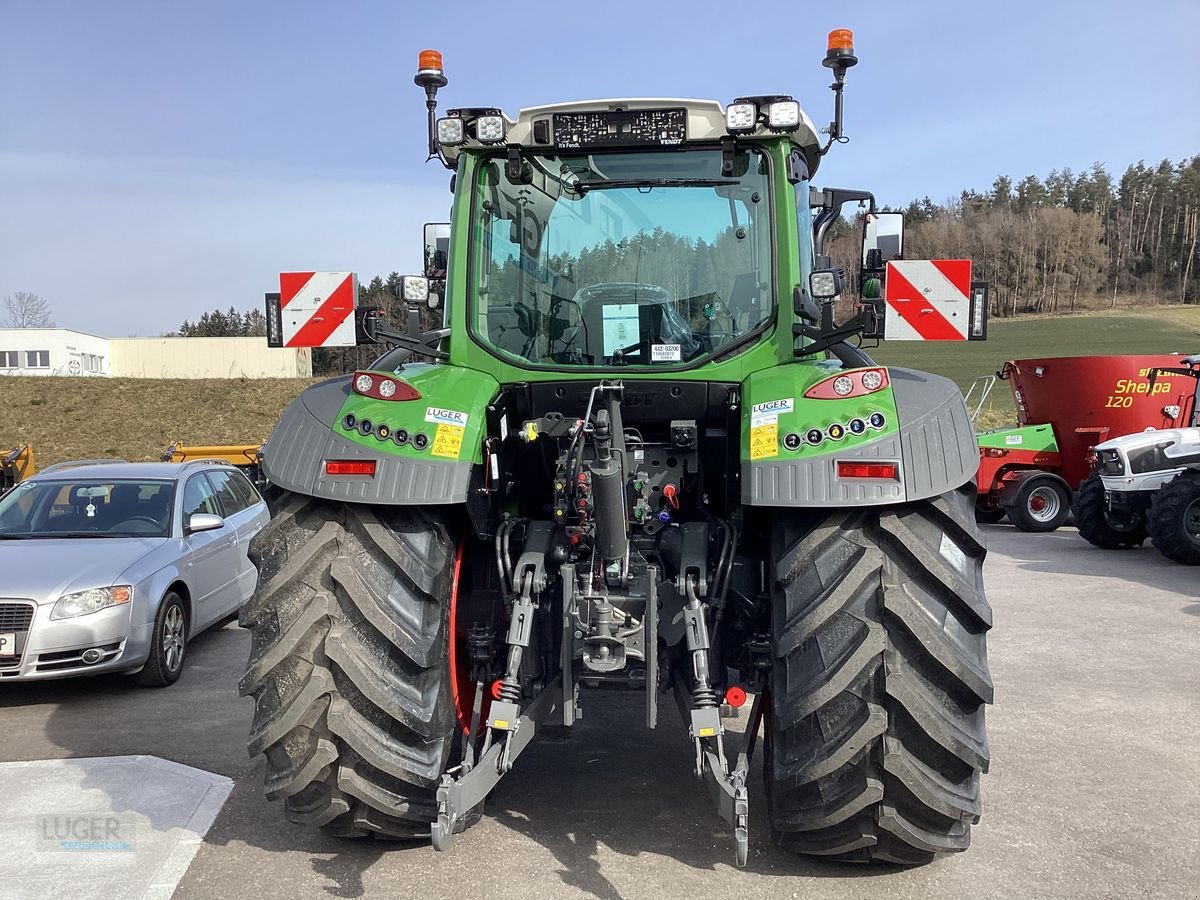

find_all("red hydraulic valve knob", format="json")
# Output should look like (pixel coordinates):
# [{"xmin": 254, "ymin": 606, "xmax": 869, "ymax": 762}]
[{"xmin": 663, "ymin": 483, "xmax": 680, "ymax": 510}]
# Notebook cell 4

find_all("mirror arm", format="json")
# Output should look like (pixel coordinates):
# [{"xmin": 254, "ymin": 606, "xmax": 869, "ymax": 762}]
[{"xmin": 811, "ymin": 187, "xmax": 876, "ymax": 257}]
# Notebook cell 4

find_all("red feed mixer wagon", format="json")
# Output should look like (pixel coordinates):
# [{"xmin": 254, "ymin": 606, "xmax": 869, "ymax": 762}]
[{"xmin": 975, "ymin": 354, "xmax": 1195, "ymax": 531}]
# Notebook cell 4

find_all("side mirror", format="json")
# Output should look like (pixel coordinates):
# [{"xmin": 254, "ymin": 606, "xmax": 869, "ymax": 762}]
[
  {"xmin": 862, "ymin": 211, "xmax": 904, "ymax": 268},
  {"xmin": 809, "ymin": 268, "xmax": 844, "ymax": 300},
  {"xmin": 186, "ymin": 513, "xmax": 224, "ymax": 534},
  {"xmin": 423, "ymin": 222, "xmax": 451, "ymax": 279}
]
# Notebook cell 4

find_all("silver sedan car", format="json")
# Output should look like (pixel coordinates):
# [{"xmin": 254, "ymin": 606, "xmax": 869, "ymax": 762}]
[{"xmin": 0, "ymin": 460, "xmax": 268, "ymax": 685}]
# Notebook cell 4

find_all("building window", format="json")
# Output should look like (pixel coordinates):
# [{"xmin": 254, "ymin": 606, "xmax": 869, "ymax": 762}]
[
  {"xmin": 0, "ymin": 351, "xmax": 17, "ymax": 368},
  {"xmin": 25, "ymin": 350, "xmax": 50, "ymax": 368}
]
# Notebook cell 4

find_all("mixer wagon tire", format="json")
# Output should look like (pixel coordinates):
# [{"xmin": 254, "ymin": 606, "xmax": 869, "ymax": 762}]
[
  {"xmin": 1147, "ymin": 474, "xmax": 1200, "ymax": 565},
  {"xmin": 1073, "ymin": 474, "xmax": 1147, "ymax": 549},
  {"xmin": 1006, "ymin": 476, "xmax": 1070, "ymax": 532},
  {"xmin": 765, "ymin": 482, "xmax": 992, "ymax": 864},
  {"xmin": 239, "ymin": 492, "xmax": 474, "ymax": 839},
  {"xmin": 973, "ymin": 504, "xmax": 1006, "ymax": 525}
]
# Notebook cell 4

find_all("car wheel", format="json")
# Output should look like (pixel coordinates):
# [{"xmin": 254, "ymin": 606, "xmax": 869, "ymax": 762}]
[{"xmin": 135, "ymin": 591, "xmax": 188, "ymax": 687}]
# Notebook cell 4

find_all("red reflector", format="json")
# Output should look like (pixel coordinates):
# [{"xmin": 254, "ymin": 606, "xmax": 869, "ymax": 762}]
[
  {"xmin": 724, "ymin": 685, "xmax": 747, "ymax": 708},
  {"xmin": 325, "ymin": 460, "xmax": 377, "ymax": 476},
  {"xmin": 837, "ymin": 462, "xmax": 897, "ymax": 480}
]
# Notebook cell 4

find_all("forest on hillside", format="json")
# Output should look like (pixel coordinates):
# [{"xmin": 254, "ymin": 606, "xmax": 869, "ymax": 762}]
[{"xmin": 828, "ymin": 155, "xmax": 1200, "ymax": 315}]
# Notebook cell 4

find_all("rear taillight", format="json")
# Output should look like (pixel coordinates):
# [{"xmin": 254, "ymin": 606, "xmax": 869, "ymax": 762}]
[
  {"xmin": 325, "ymin": 460, "xmax": 377, "ymax": 476},
  {"xmin": 352, "ymin": 371, "xmax": 421, "ymax": 401},
  {"xmin": 983, "ymin": 448, "xmax": 1008, "ymax": 458},
  {"xmin": 805, "ymin": 367, "xmax": 890, "ymax": 400},
  {"xmin": 837, "ymin": 461, "xmax": 897, "ymax": 480}
]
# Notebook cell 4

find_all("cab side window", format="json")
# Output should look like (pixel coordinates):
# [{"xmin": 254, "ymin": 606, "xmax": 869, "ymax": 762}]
[{"xmin": 183, "ymin": 474, "xmax": 221, "ymax": 520}]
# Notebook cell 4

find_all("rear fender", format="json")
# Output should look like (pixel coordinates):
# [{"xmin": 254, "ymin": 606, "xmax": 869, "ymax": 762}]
[
  {"xmin": 994, "ymin": 469, "xmax": 1072, "ymax": 508},
  {"xmin": 742, "ymin": 365, "xmax": 978, "ymax": 507},
  {"xmin": 261, "ymin": 365, "xmax": 498, "ymax": 504}
]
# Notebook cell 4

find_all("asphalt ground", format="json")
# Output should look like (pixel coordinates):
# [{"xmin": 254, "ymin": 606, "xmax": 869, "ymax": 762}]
[{"xmin": 2, "ymin": 525, "xmax": 1197, "ymax": 900}]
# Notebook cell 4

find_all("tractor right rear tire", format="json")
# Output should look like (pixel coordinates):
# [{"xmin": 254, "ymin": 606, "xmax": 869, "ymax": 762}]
[
  {"xmin": 239, "ymin": 493, "xmax": 467, "ymax": 839},
  {"xmin": 1073, "ymin": 473, "xmax": 1147, "ymax": 549},
  {"xmin": 766, "ymin": 483, "xmax": 992, "ymax": 865},
  {"xmin": 1146, "ymin": 473, "xmax": 1200, "ymax": 565}
]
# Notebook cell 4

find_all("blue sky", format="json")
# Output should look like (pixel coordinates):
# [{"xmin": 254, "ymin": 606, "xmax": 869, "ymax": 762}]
[{"xmin": 1, "ymin": 0, "xmax": 1197, "ymax": 336}]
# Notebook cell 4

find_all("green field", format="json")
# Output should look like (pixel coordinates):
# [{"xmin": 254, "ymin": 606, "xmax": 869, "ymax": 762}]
[{"xmin": 870, "ymin": 305, "xmax": 1200, "ymax": 427}]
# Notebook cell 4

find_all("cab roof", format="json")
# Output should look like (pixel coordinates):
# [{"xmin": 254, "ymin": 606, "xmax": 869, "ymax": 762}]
[{"xmin": 443, "ymin": 96, "xmax": 824, "ymax": 174}]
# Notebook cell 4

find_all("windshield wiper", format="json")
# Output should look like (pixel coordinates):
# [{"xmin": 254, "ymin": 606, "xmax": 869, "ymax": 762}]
[
  {"xmin": 570, "ymin": 177, "xmax": 734, "ymax": 195},
  {"xmin": 22, "ymin": 531, "xmax": 130, "ymax": 539}
]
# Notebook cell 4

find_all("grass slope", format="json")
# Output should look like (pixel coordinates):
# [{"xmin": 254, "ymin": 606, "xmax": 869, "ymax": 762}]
[
  {"xmin": 2, "ymin": 308, "xmax": 1197, "ymax": 469},
  {"xmin": 1, "ymin": 377, "xmax": 317, "ymax": 470},
  {"xmin": 870, "ymin": 306, "xmax": 1200, "ymax": 425}
]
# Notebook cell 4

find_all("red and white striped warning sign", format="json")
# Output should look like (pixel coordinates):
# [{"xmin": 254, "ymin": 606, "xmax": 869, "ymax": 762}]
[
  {"xmin": 883, "ymin": 259, "xmax": 973, "ymax": 341},
  {"xmin": 278, "ymin": 272, "xmax": 358, "ymax": 348}
]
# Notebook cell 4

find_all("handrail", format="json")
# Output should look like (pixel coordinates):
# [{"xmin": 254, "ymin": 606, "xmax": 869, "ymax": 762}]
[{"xmin": 964, "ymin": 375, "xmax": 997, "ymax": 425}]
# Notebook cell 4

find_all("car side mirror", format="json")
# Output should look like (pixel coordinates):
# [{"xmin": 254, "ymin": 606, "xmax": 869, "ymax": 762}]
[
  {"xmin": 186, "ymin": 513, "xmax": 224, "ymax": 534},
  {"xmin": 862, "ymin": 211, "xmax": 903, "ymax": 268}
]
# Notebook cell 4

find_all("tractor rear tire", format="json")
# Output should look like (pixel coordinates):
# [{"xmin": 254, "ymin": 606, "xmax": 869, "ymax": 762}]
[
  {"xmin": 766, "ymin": 483, "xmax": 992, "ymax": 865},
  {"xmin": 1147, "ymin": 474, "xmax": 1200, "ymax": 565},
  {"xmin": 239, "ymin": 493, "xmax": 468, "ymax": 839},
  {"xmin": 1073, "ymin": 473, "xmax": 1147, "ymax": 549},
  {"xmin": 1006, "ymin": 475, "xmax": 1070, "ymax": 533}
]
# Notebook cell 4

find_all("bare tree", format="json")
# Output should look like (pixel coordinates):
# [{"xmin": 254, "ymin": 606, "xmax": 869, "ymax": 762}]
[{"xmin": 2, "ymin": 291, "xmax": 55, "ymax": 328}]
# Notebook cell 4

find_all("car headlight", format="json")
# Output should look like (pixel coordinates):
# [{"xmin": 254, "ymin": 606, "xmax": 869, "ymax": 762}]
[{"xmin": 51, "ymin": 585, "xmax": 133, "ymax": 620}]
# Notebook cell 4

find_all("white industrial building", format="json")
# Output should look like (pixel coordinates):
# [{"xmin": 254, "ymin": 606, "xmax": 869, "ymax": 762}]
[{"xmin": 0, "ymin": 329, "xmax": 311, "ymax": 378}]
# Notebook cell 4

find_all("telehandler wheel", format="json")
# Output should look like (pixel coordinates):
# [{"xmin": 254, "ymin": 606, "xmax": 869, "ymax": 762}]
[
  {"xmin": 239, "ymin": 493, "xmax": 476, "ymax": 839},
  {"xmin": 1005, "ymin": 475, "xmax": 1070, "ymax": 532},
  {"xmin": 766, "ymin": 483, "xmax": 992, "ymax": 865},
  {"xmin": 1073, "ymin": 473, "xmax": 1147, "ymax": 549},
  {"xmin": 1147, "ymin": 474, "xmax": 1200, "ymax": 565}
]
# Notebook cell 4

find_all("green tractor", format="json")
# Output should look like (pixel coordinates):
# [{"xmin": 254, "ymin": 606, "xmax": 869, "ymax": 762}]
[{"xmin": 242, "ymin": 33, "xmax": 993, "ymax": 867}]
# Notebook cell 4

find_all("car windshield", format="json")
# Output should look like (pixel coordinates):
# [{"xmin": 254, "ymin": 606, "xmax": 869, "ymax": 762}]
[
  {"xmin": 0, "ymin": 479, "xmax": 175, "ymax": 538},
  {"xmin": 472, "ymin": 146, "xmax": 773, "ymax": 367}
]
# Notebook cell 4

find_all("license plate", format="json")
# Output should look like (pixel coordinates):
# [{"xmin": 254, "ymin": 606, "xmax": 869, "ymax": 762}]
[{"xmin": 0, "ymin": 633, "xmax": 15, "ymax": 656}]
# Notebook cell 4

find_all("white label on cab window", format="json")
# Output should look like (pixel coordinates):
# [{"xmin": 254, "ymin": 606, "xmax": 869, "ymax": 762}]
[
  {"xmin": 425, "ymin": 407, "xmax": 469, "ymax": 427},
  {"xmin": 651, "ymin": 344, "xmax": 681, "ymax": 362}
]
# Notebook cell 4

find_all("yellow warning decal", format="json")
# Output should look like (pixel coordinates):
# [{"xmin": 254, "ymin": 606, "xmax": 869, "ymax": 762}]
[
  {"xmin": 491, "ymin": 719, "xmax": 511, "ymax": 730},
  {"xmin": 749, "ymin": 421, "xmax": 778, "ymax": 460},
  {"xmin": 697, "ymin": 726, "xmax": 717, "ymax": 737},
  {"xmin": 431, "ymin": 423, "xmax": 465, "ymax": 459}
]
